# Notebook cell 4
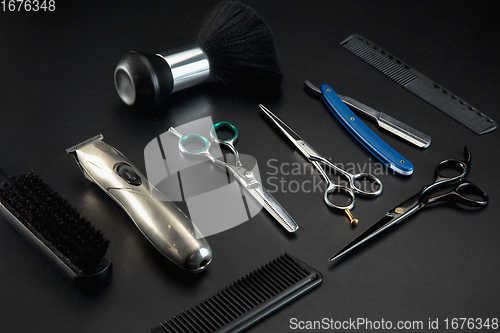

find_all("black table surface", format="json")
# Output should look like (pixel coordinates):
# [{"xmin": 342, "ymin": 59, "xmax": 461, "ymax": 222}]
[{"xmin": 1, "ymin": 1, "xmax": 499, "ymax": 332}]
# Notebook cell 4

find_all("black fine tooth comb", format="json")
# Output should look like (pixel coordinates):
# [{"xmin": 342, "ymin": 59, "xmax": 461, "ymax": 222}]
[
  {"xmin": 150, "ymin": 253, "xmax": 322, "ymax": 333},
  {"xmin": 340, "ymin": 34, "xmax": 496, "ymax": 135}
]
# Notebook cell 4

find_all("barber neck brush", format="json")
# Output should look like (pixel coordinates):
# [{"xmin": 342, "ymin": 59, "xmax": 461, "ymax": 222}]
[
  {"xmin": 114, "ymin": 1, "xmax": 283, "ymax": 111},
  {"xmin": 0, "ymin": 170, "xmax": 111, "ymax": 292}
]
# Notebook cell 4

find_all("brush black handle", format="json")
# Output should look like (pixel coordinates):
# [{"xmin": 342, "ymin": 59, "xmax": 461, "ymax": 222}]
[
  {"xmin": 114, "ymin": 51, "xmax": 174, "ymax": 110},
  {"xmin": 114, "ymin": 45, "xmax": 210, "ymax": 110}
]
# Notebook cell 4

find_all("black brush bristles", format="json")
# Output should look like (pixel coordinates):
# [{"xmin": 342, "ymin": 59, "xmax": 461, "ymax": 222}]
[
  {"xmin": 196, "ymin": 1, "xmax": 283, "ymax": 93},
  {"xmin": 0, "ymin": 172, "xmax": 111, "ymax": 291}
]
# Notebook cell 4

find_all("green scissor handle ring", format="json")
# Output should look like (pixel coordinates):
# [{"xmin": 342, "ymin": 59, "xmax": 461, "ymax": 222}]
[
  {"xmin": 179, "ymin": 134, "xmax": 210, "ymax": 153},
  {"xmin": 210, "ymin": 122, "xmax": 238, "ymax": 143}
]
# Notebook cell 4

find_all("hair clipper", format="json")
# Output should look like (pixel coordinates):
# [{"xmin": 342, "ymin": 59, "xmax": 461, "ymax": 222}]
[{"xmin": 67, "ymin": 134, "xmax": 211, "ymax": 272}]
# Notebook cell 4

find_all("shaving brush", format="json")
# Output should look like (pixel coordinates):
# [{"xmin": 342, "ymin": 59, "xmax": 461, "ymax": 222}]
[{"xmin": 114, "ymin": 1, "xmax": 283, "ymax": 110}]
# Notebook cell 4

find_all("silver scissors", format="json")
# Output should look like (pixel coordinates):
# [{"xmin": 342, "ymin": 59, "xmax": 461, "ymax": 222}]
[
  {"xmin": 260, "ymin": 104, "xmax": 383, "ymax": 225},
  {"xmin": 330, "ymin": 147, "xmax": 489, "ymax": 262},
  {"xmin": 169, "ymin": 122, "xmax": 299, "ymax": 233}
]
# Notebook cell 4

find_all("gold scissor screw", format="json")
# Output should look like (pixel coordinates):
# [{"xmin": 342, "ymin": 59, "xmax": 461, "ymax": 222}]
[{"xmin": 344, "ymin": 209, "xmax": 358, "ymax": 226}]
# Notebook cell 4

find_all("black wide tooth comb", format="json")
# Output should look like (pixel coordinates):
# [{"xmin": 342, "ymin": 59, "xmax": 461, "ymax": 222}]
[
  {"xmin": 151, "ymin": 253, "xmax": 322, "ymax": 333},
  {"xmin": 0, "ymin": 170, "xmax": 112, "ymax": 292}
]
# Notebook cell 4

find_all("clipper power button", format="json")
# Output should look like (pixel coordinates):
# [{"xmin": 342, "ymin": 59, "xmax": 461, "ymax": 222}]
[{"xmin": 115, "ymin": 163, "xmax": 142, "ymax": 186}]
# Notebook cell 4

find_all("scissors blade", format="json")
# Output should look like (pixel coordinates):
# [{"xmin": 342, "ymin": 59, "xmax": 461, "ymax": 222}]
[
  {"xmin": 246, "ymin": 183, "xmax": 299, "ymax": 232},
  {"xmin": 259, "ymin": 104, "xmax": 323, "ymax": 161},
  {"xmin": 259, "ymin": 104, "xmax": 306, "ymax": 149},
  {"xmin": 329, "ymin": 193, "xmax": 421, "ymax": 262}
]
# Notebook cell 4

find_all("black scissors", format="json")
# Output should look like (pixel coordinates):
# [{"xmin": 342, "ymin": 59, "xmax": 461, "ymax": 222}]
[{"xmin": 330, "ymin": 147, "xmax": 489, "ymax": 262}]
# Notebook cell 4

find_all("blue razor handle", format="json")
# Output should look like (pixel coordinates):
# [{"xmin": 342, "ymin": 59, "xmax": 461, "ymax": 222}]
[{"xmin": 320, "ymin": 84, "xmax": 413, "ymax": 176}]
